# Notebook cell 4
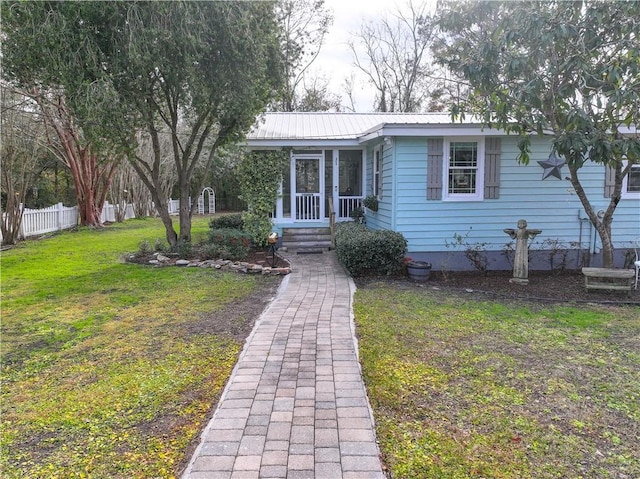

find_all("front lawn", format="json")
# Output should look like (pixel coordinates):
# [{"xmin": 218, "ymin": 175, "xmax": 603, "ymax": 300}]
[
  {"xmin": 1, "ymin": 217, "xmax": 278, "ymax": 478},
  {"xmin": 355, "ymin": 283, "xmax": 640, "ymax": 479}
]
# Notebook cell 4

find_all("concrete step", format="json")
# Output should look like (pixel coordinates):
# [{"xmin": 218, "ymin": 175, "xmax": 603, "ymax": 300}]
[
  {"xmin": 284, "ymin": 240, "xmax": 332, "ymax": 249},
  {"xmin": 283, "ymin": 233, "xmax": 332, "ymax": 242},
  {"xmin": 283, "ymin": 227, "xmax": 331, "ymax": 236},
  {"xmin": 282, "ymin": 227, "xmax": 332, "ymax": 250}
]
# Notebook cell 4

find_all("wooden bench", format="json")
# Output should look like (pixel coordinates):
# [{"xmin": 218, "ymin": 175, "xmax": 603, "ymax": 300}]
[{"xmin": 581, "ymin": 267, "xmax": 635, "ymax": 294}]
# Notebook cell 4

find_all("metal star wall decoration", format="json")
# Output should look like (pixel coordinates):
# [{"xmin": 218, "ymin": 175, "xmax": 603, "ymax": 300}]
[{"xmin": 537, "ymin": 152, "xmax": 566, "ymax": 180}]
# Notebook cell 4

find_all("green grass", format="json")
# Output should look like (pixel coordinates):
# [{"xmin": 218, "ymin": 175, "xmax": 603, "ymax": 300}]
[
  {"xmin": 355, "ymin": 284, "xmax": 640, "ymax": 479},
  {"xmin": 1, "ymin": 217, "xmax": 276, "ymax": 478}
]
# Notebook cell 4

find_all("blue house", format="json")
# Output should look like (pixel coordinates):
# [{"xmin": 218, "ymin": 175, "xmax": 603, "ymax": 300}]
[{"xmin": 246, "ymin": 112, "xmax": 640, "ymax": 270}]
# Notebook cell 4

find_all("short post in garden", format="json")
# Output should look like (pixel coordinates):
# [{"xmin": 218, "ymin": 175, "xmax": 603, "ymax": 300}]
[
  {"xmin": 504, "ymin": 219, "xmax": 542, "ymax": 285},
  {"xmin": 267, "ymin": 232, "xmax": 279, "ymax": 267}
]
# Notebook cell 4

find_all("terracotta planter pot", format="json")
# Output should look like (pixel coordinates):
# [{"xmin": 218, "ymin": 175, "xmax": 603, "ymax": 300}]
[{"xmin": 407, "ymin": 261, "xmax": 432, "ymax": 281}]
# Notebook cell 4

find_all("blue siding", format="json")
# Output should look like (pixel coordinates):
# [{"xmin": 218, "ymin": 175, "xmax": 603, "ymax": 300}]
[
  {"xmin": 364, "ymin": 141, "xmax": 393, "ymax": 230},
  {"xmin": 387, "ymin": 136, "xmax": 639, "ymax": 255}
]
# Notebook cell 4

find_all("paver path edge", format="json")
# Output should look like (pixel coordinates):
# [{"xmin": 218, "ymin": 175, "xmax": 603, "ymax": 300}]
[{"xmin": 181, "ymin": 252, "xmax": 385, "ymax": 479}]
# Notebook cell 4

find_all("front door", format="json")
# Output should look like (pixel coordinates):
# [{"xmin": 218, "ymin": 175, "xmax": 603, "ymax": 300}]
[{"xmin": 293, "ymin": 154, "xmax": 323, "ymax": 221}]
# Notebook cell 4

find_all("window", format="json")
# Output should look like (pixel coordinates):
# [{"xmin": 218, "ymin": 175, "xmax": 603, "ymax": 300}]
[
  {"xmin": 443, "ymin": 138, "xmax": 484, "ymax": 201},
  {"xmin": 339, "ymin": 150, "xmax": 363, "ymax": 196},
  {"xmin": 373, "ymin": 146, "xmax": 382, "ymax": 197},
  {"xmin": 622, "ymin": 162, "xmax": 640, "ymax": 199}
]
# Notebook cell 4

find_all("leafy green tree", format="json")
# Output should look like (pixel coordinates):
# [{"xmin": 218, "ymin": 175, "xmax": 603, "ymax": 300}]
[
  {"xmin": 2, "ymin": 1, "xmax": 284, "ymax": 246},
  {"xmin": 436, "ymin": 0, "xmax": 640, "ymax": 267},
  {"xmin": 1, "ymin": 2, "xmax": 122, "ymax": 227}
]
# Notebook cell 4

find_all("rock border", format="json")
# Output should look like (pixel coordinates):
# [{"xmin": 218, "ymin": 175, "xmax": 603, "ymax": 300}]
[{"xmin": 138, "ymin": 254, "xmax": 291, "ymax": 276}]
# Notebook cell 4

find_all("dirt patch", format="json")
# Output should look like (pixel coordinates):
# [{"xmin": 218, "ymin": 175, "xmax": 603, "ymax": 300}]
[
  {"xmin": 166, "ymin": 274, "xmax": 282, "ymax": 477},
  {"xmin": 180, "ymin": 274, "xmax": 281, "ymax": 340},
  {"xmin": 358, "ymin": 269, "xmax": 640, "ymax": 305}
]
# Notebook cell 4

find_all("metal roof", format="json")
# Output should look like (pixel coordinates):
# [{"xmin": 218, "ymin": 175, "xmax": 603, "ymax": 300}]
[
  {"xmin": 247, "ymin": 112, "xmax": 467, "ymax": 141},
  {"xmin": 245, "ymin": 112, "xmax": 639, "ymax": 148}
]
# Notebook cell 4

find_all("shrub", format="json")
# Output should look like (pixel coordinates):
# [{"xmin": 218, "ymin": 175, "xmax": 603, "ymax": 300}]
[
  {"xmin": 446, "ymin": 230, "xmax": 490, "ymax": 275},
  {"xmin": 350, "ymin": 207, "xmax": 365, "ymax": 224},
  {"xmin": 241, "ymin": 211, "xmax": 273, "ymax": 248},
  {"xmin": 169, "ymin": 239, "xmax": 193, "ymax": 258},
  {"xmin": 154, "ymin": 238, "xmax": 166, "ymax": 252},
  {"xmin": 236, "ymin": 150, "xmax": 288, "ymax": 247},
  {"xmin": 335, "ymin": 222, "xmax": 407, "ymax": 276},
  {"xmin": 209, "ymin": 213, "xmax": 244, "ymax": 231},
  {"xmin": 206, "ymin": 228, "xmax": 251, "ymax": 260},
  {"xmin": 137, "ymin": 239, "xmax": 153, "ymax": 256},
  {"xmin": 362, "ymin": 194, "xmax": 379, "ymax": 212}
]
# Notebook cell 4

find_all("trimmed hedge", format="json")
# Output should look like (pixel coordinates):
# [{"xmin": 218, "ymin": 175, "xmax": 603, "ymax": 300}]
[
  {"xmin": 206, "ymin": 228, "xmax": 251, "ymax": 260},
  {"xmin": 335, "ymin": 222, "xmax": 407, "ymax": 276},
  {"xmin": 209, "ymin": 213, "xmax": 244, "ymax": 230}
]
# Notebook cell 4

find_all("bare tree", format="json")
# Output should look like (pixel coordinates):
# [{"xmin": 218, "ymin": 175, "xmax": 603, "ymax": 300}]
[
  {"xmin": 341, "ymin": 74, "xmax": 357, "ymax": 113},
  {"xmin": 0, "ymin": 85, "xmax": 46, "ymax": 244},
  {"xmin": 349, "ymin": 1, "xmax": 440, "ymax": 112},
  {"xmin": 277, "ymin": 0, "xmax": 333, "ymax": 111},
  {"xmin": 297, "ymin": 76, "xmax": 342, "ymax": 112}
]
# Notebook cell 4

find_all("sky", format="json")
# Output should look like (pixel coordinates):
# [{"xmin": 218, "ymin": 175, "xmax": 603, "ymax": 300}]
[{"xmin": 312, "ymin": 0, "xmax": 437, "ymax": 112}]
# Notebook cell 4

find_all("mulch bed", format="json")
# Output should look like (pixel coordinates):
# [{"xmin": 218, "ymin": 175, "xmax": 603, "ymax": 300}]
[{"xmin": 358, "ymin": 269, "xmax": 640, "ymax": 305}]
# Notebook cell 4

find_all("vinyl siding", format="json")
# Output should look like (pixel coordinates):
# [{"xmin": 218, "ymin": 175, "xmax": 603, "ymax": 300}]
[
  {"xmin": 365, "ymin": 141, "xmax": 393, "ymax": 230},
  {"xmin": 389, "ymin": 136, "xmax": 640, "ymax": 253}
]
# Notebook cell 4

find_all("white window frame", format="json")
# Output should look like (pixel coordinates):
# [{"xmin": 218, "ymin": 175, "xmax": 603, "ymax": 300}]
[
  {"xmin": 443, "ymin": 137, "xmax": 485, "ymax": 202},
  {"xmin": 373, "ymin": 145, "xmax": 382, "ymax": 198},
  {"xmin": 622, "ymin": 161, "xmax": 640, "ymax": 199}
]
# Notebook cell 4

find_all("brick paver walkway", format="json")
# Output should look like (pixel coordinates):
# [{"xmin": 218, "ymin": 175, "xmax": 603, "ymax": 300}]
[{"xmin": 181, "ymin": 251, "xmax": 385, "ymax": 479}]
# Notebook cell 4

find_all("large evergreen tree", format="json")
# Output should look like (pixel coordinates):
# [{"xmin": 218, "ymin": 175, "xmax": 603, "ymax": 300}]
[
  {"xmin": 436, "ymin": 0, "xmax": 640, "ymax": 267},
  {"xmin": 2, "ymin": 1, "xmax": 284, "ymax": 245}
]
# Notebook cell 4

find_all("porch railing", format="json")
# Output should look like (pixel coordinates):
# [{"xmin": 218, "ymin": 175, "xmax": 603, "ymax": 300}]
[
  {"xmin": 338, "ymin": 196, "xmax": 363, "ymax": 220},
  {"xmin": 296, "ymin": 194, "xmax": 321, "ymax": 220}
]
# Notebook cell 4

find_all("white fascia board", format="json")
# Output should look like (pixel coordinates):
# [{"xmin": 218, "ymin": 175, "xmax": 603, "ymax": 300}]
[
  {"xmin": 245, "ymin": 139, "xmax": 360, "ymax": 149},
  {"xmin": 358, "ymin": 124, "xmax": 506, "ymax": 143}
]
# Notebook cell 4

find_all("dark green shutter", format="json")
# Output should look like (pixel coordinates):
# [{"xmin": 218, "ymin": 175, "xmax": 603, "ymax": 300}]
[
  {"xmin": 604, "ymin": 165, "xmax": 615, "ymax": 197},
  {"xmin": 484, "ymin": 137, "xmax": 501, "ymax": 199},
  {"xmin": 427, "ymin": 138, "xmax": 443, "ymax": 200}
]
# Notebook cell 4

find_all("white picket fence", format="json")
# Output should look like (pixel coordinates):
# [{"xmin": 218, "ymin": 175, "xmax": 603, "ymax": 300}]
[
  {"xmin": 19, "ymin": 203, "xmax": 79, "ymax": 238},
  {"xmin": 5, "ymin": 193, "xmax": 214, "ymax": 241},
  {"xmin": 6, "ymin": 201, "xmax": 136, "ymax": 240}
]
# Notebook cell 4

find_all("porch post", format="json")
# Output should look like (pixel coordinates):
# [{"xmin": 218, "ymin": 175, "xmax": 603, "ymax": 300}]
[{"xmin": 333, "ymin": 149, "xmax": 339, "ymax": 219}]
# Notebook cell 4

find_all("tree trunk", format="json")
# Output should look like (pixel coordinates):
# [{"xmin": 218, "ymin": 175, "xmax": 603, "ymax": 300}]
[
  {"xmin": 158, "ymin": 205, "xmax": 178, "ymax": 247},
  {"xmin": 35, "ymin": 93, "xmax": 117, "ymax": 228},
  {"xmin": 178, "ymin": 179, "xmax": 192, "ymax": 244},
  {"xmin": 129, "ymin": 158, "xmax": 178, "ymax": 247},
  {"xmin": 1, "ymin": 199, "xmax": 24, "ymax": 245},
  {"xmin": 568, "ymin": 163, "xmax": 616, "ymax": 268}
]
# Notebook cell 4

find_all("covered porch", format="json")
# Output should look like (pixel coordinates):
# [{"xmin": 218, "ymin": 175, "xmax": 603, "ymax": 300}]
[{"xmin": 273, "ymin": 148, "xmax": 365, "ymax": 226}]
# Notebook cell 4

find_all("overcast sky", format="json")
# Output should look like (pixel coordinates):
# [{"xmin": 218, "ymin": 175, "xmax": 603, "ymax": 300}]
[{"xmin": 312, "ymin": 0, "xmax": 437, "ymax": 112}]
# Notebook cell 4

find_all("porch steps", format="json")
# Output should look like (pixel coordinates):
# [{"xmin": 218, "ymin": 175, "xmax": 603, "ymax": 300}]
[{"xmin": 282, "ymin": 227, "xmax": 332, "ymax": 251}]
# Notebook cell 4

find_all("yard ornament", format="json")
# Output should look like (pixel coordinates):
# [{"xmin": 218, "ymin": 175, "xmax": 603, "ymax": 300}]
[
  {"xmin": 537, "ymin": 152, "xmax": 566, "ymax": 180},
  {"xmin": 504, "ymin": 219, "xmax": 542, "ymax": 285}
]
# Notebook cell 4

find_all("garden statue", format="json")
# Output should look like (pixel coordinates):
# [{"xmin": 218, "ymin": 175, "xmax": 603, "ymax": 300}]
[{"xmin": 504, "ymin": 219, "xmax": 542, "ymax": 285}]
